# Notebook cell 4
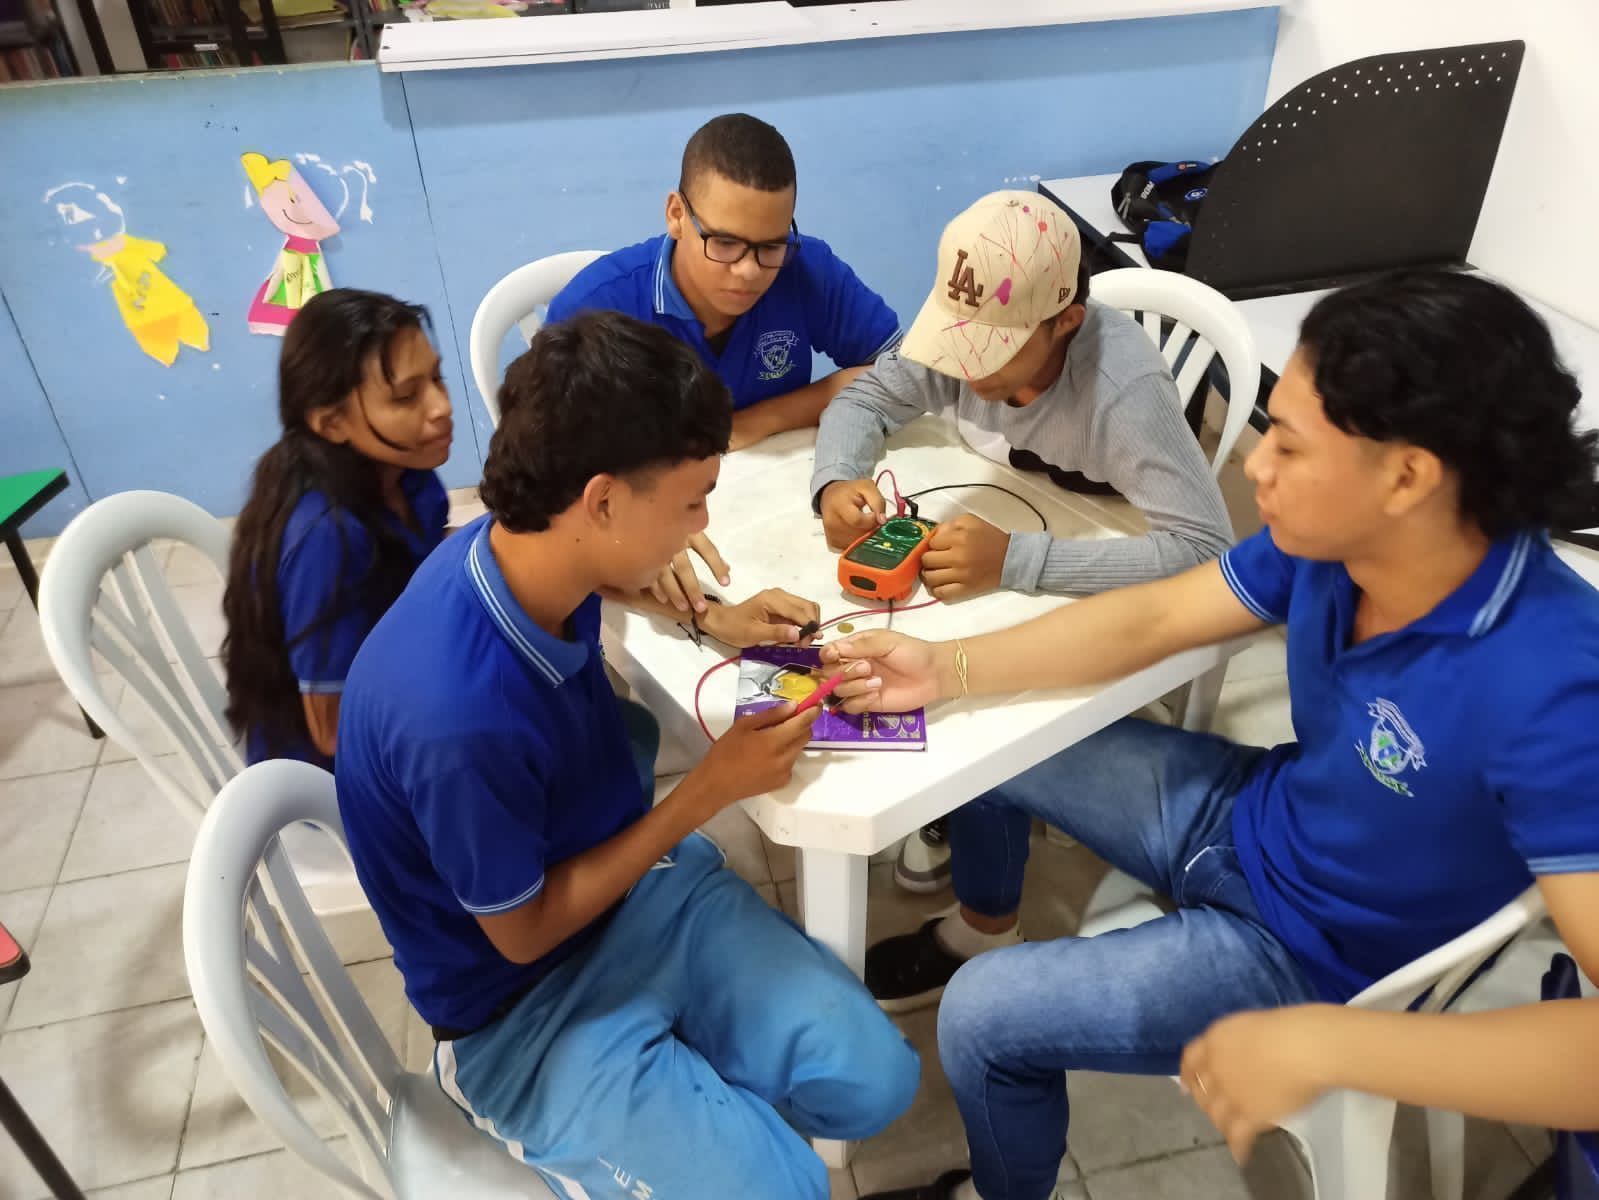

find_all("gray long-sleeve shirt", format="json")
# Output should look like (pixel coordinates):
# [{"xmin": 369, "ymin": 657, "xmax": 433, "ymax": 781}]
[{"xmin": 810, "ymin": 301, "xmax": 1235, "ymax": 595}]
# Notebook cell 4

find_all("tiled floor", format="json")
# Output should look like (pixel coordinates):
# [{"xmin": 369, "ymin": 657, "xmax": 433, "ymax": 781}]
[{"xmin": 0, "ymin": 471, "xmax": 1546, "ymax": 1200}]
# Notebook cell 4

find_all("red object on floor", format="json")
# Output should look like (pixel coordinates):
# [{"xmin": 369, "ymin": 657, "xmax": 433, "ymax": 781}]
[{"xmin": 0, "ymin": 918, "xmax": 26, "ymax": 986}]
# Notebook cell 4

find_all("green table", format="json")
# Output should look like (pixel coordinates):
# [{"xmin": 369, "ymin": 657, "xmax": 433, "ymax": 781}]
[{"xmin": 0, "ymin": 470, "xmax": 102, "ymax": 739}]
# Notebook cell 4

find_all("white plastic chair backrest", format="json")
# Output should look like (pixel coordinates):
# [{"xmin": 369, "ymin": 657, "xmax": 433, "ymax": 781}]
[
  {"xmin": 1089, "ymin": 268, "xmax": 1262, "ymax": 476},
  {"xmin": 184, "ymin": 759, "xmax": 401, "ymax": 1199},
  {"xmin": 1268, "ymin": 883, "xmax": 1548, "ymax": 1192},
  {"xmin": 1347, "ymin": 884, "xmax": 1547, "ymax": 1015},
  {"xmin": 469, "ymin": 250, "xmax": 608, "ymax": 428},
  {"xmin": 39, "ymin": 489, "xmax": 243, "ymax": 826}
]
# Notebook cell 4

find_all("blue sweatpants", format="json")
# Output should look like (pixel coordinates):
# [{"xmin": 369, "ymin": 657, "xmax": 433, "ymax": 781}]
[{"xmin": 434, "ymin": 831, "xmax": 920, "ymax": 1200}]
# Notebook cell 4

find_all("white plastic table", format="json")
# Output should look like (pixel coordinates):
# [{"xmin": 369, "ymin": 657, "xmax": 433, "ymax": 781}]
[
  {"xmin": 602, "ymin": 417, "xmax": 1239, "ymax": 969},
  {"xmin": 601, "ymin": 418, "xmax": 1245, "ymax": 1166}
]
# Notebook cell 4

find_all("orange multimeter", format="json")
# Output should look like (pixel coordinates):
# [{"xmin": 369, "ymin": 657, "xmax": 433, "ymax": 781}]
[{"xmin": 838, "ymin": 516, "xmax": 937, "ymax": 602}]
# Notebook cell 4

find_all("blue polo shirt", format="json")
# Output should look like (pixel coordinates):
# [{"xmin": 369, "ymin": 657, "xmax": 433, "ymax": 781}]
[
  {"xmin": 246, "ymin": 469, "xmax": 448, "ymax": 769},
  {"xmin": 546, "ymin": 233, "xmax": 900, "ymax": 411},
  {"xmin": 1222, "ymin": 528, "xmax": 1599, "ymax": 1001},
  {"xmin": 335, "ymin": 517, "xmax": 648, "ymax": 1031}
]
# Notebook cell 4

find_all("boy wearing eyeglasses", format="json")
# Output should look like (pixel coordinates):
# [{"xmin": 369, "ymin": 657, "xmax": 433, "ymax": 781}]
[{"xmin": 547, "ymin": 112, "xmax": 901, "ymax": 454}]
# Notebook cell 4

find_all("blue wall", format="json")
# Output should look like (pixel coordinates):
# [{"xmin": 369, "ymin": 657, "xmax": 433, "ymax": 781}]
[
  {"xmin": 0, "ymin": 69, "xmax": 462, "ymax": 528},
  {"xmin": 0, "ymin": 8, "xmax": 1277, "ymax": 534}
]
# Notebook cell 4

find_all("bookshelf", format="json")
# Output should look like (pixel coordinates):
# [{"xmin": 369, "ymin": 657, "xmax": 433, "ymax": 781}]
[
  {"xmin": 0, "ymin": 0, "xmax": 113, "ymax": 80},
  {"xmin": 127, "ymin": 0, "xmax": 288, "ymax": 67},
  {"xmin": 124, "ymin": 0, "xmax": 575, "ymax": 67},
  {"xmin": 59, "ymin": 0, "xmax": 671, "ymax": 73}
]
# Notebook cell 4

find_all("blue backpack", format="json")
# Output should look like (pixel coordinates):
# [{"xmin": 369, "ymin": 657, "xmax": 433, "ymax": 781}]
[{"xmin": 1109, "ymin": 160, "xmax": 1217, "ymax": 271}]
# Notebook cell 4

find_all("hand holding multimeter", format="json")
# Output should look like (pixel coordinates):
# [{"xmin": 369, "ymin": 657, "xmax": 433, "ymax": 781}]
[
  {"xmin": 819, "ymin": 478, "xmax": 892, "ymax": 551},
  {"xmin": 820, "ymin": 475, "xmax": 933, "ymax": 602},
  {"xmin": 824, "ymin": 472, "xmax": 1040, "ymax": 604}
]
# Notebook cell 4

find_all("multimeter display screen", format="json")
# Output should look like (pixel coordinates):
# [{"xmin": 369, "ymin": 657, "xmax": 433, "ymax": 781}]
[
  {"xmin": 844, "ymin": 536, "xmax": 906, "ymax": 569},
  {"xmin": 844, "ymin": 519, "xmax": 932, "ymax": 569}
]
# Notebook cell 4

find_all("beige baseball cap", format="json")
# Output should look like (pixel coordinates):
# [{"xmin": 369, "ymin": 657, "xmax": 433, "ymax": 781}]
[{"xmin": 899, "ymin": 190, "xmax": 1084, "ymax": 382}]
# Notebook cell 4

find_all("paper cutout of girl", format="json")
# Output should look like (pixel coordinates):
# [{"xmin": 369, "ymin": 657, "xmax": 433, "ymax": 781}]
[
  {"xmin": 242, "ymin": 152, "xmax": 341, "ymax": 336},
  {"xmin": 46, "ymin": 183, "xmax": 210, "ymax": 367}
]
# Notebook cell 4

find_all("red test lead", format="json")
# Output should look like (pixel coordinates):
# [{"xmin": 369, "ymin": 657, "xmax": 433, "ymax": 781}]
[{"xmin": 792, "ymin": 671, "xmax": 848, "ymax": 716}]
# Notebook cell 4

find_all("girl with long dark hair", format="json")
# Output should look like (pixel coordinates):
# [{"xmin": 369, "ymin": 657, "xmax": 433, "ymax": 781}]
[{"xmin": 222, "ymin": 288, "xmax": 454, "ymax": 767}]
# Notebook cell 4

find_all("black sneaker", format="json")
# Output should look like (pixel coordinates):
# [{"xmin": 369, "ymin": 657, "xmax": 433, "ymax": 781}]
[
  {"xmin": 861, "ymin": 1169, "xmax": 972, "ymax": 1200},
  {"xmin": 866, "ymin": 917, "xmax": 967, "ymax": 1013}
]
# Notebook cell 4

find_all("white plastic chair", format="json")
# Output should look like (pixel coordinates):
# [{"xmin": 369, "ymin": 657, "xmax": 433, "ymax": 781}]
[
  {"xmin": 1088, "ymin": 267, "xmax": 1262, "ymax": 476},
  {"xmin": 1276, "ymin": 884, "xmax": 1548, "ymax": 1200},
  {"xmin": 469, "ymin": 250, "xmax": 608, "ymax": 427},
  {"xmin": 1067, "ymin": 268, "xmax": 1262, "ymax": 735},
  {"xmin": 1065, "ymin": 270, "xmax": 1264, "ymax": 931},
  {"xmin": 184, "ymin": 758, "xmax": 557, "ymax": 1199},
  {"xmin": 38, "ymin": 489, "xmax": 365, "ymax": 914}
]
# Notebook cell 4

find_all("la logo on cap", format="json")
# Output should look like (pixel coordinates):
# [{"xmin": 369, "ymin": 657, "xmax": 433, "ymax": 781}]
[{"xmin": 946, "ymin": 249, "xmax": 984, "ymax": 308}]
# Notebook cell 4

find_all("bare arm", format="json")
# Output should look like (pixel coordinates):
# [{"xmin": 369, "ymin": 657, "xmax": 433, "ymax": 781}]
[
  {"xmin": 1182, "ymin": 872, "xmax": 1599, "ymax": 1160},
  {"xmin": 1321, "ymin": 872, "xmax": 1599, "ymax": 1126},
  {"xmin": 301, "ymin": 693, "xmax": 340, "ymax": 759},
  {"xmin": 729, "ymin": 367, "xmax": 867, "ymax": 450},
  {"xmin": 600, "ymin": 586, "xmax": 821, "ymax": 650},
  {"xmin": 951, "ymin": 560, "xmax": 1262, "ymax": 696},
  {"xmin": 825, "ymin": 559, "xmax": 1267, "ymax": 715},
  {"xmin": 1309, "ymin": 997, "xmax": 1599, "ymax": 1128},
  {"xmin": 476, "ymin": 775, "xmax": 717, "ymax": 964}
]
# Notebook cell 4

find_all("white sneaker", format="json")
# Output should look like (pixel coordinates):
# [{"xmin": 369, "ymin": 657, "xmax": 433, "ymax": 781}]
[{"xmin": 894, "ymin": 818, "xmax": 952, "ymax": 893}]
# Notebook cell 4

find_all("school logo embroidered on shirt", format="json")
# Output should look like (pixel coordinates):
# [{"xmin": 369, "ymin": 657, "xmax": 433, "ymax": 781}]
[
  {"xmin": 1355, "ymin": 698, "xmax": 1427, "ymax": 796},
  {"xmin": 756, "ymin": 329, "xmax": 799, "ymax": 381}
]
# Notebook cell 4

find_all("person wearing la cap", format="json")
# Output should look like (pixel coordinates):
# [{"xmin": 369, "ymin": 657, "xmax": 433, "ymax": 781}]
[
  {"xmin": 824, "ymin": 269, "xmax": 1599, "ymax": 1200},
  {"xmin": 811, "ymin": 191, "xmax": 1232, "ymax": 896}
]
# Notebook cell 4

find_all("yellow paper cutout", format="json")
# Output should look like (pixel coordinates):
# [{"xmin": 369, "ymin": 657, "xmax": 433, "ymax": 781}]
[
  {"xmin": 88, "ymin": 236, "xmax": 211, "ymax": 367},
  {"xmin": 241, "ymin": 152, "xmax": 294, "ymax": 195},
  {"xmin": 242, "ymin": 151, "xmax": 340, "ymax": 335}
]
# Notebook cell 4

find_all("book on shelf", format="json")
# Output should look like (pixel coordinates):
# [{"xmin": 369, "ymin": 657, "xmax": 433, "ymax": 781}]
[
  {"xmin": 0, "ymin": 43, "xmax": 67, "ymax": 81},
  {"xmin": 372, "ymin": 0, "xmax": 568, "ymax": 15},
  {"xmin": 149, "ymin": 0, "xmax": 224, "ymax": 29},
  {"xmin": 0, "ymin": 1, "xmax": 72, "ymax": 82},
  {"xmin": 160, "ymin": 46, "xmax": 260, "ymax": 64},
  {"xmin": 241, "ymin": 0, "xmax": 346, "ymax": 21},
  {"xmin": 734, "ymin": 646, "xmax": 928, "ymax": 753}
]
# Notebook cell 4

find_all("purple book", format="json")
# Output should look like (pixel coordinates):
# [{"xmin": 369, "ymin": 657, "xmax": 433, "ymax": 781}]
[{"xmin": 734, "ymin": 646, "xmax": 927, "ymax": 752}]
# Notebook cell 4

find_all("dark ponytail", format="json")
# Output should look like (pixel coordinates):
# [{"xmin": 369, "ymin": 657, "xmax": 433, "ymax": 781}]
[{"xmin": 222, "ymin": 289, "xmax": 431, "ymax": 756}]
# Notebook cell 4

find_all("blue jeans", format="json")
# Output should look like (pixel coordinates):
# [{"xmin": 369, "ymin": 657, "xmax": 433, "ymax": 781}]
[
  {"xmin": 438, "ymin": 833, "xmax": 918, "ymax": 1199},
  {"xmin": 939, "ymin": 719, "xmax": 1321, "ymax": 1200}
]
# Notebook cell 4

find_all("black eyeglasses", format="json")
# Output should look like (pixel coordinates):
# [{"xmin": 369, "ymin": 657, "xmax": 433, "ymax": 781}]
[{"xmin": 679, "ymin": 193, "xmax": 799, "ymax": 270}]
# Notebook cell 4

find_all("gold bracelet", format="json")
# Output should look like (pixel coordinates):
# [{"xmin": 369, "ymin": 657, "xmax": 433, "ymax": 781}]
[{"xmin": 953, "ymin": 639, "xmax": 970, "ymax": 696}]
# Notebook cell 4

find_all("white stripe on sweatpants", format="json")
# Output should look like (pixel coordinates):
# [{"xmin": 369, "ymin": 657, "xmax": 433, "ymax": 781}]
[{"xmin": 434, "ymin": 1040, "xmax": 595, "ymax": 1200}]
